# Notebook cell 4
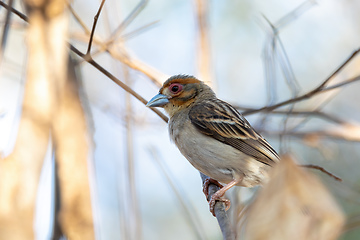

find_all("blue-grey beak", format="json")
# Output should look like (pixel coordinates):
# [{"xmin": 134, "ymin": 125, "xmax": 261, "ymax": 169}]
[{"xmin": 146, "ymin": 93, "xmax": 170, "ymax": 107}]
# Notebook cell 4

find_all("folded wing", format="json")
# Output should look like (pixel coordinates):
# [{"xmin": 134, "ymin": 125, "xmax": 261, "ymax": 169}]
[{"xmin": 189, "ymin": 100, "xmax": 279, "ymax": 166}]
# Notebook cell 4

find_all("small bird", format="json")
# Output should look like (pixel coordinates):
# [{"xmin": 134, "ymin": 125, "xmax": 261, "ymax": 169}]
[{"xmin": 146, "ymin": 75, "xmax": 280, "ymax": 216}]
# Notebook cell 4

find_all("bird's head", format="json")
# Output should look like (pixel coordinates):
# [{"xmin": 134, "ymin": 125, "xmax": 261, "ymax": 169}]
[{"xmin": 146, "ymin": 75, "xmax": 215, "ymax": 117}]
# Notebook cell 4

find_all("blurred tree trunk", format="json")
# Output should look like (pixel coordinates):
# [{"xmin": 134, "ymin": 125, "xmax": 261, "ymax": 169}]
[
  {"xmin": 52, "ymin": 56, "xmax": 95, "ymax": 239},
  {"xmin": 0, "ymin": 0, "xmax": 94, "ymax": 239}
]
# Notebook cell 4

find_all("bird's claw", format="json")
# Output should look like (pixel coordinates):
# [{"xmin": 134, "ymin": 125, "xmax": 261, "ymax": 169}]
[
  {"xmin": 202, "ymin": 178, "xmax": 223, "ymax": 200},
  {"xmin": 203, "ymin": 178, "xmax": 230, "ymax": 217},
  {"xmin": 209, "ymin": 194, "xmax": 231, "ymax": 217}
]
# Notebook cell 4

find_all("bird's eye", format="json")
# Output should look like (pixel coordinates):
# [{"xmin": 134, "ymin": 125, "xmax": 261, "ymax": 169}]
[
  {"xmin": 169, "ymin": 83, "xmax": 183, "ymax": 94},
  {"xmin": 172, "ymin": 85, "xmax": 179, "ymax": 92}
]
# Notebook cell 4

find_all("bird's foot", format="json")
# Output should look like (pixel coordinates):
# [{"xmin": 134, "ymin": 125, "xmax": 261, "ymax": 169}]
[
  {"xmin": 202, "ymin": 178, "xmax": 223, "ymax": 200},
  {"xmin": 209, "ymin": 190, "xmax": 231, "ymax": 217},
  {"xmin": 202, "ymin": 178, "xmax": 231, "ymax": 217}
]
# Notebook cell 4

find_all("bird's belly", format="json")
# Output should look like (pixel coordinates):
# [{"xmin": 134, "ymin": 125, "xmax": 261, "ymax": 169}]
[{"xmin": 172, "ymin": 124, "xmax": 270, "ymax": 187}]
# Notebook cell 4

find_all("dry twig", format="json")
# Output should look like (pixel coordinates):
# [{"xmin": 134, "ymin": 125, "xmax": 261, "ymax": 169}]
[
  {"xmin": 70, "ymin": 44, "xmax": 169, "ymax": 122},
  {"xmin": 301, "ymin": 164, "xmax": 342, "ymax": 182},
  {"xmin": 242, "ymin": 48, "xmax": 360, "ymax": 116},
  {"xmin": 0, "ymin": 0, "xmax": 14, "ymax": 62},
  {"xmin": 86, "ymin": 0, "xmax": 106, "ymax": 56}
]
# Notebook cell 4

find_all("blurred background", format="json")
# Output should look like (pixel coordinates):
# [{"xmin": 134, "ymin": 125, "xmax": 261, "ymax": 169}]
[{"xmin": 0, "ymin": 0, "xmax": 360, "ymax": 239}]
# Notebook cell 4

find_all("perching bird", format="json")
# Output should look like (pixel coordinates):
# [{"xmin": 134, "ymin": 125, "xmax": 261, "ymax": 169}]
[{"xmin": 146, "ymin": 75, "xmax": 280, "ymax": 216}]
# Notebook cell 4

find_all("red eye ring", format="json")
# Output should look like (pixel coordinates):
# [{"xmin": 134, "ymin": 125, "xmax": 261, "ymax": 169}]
[{"xmin": 169, "ymin": 83, "xmax": 183, "ymax": 94}]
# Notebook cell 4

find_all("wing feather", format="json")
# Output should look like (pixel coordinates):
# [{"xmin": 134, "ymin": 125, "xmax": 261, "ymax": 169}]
[{"xmin": 189, "ymin": 100, "xmax": 279, "ymax": 166}]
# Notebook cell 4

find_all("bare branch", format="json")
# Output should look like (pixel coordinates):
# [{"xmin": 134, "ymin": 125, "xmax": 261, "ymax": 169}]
[
  {"xmin": 86, "ymin": 0, "xmax": 106, "ymax": 56},
  {"xmin": 0, "ymin": 0, "xmax": 14, "ymax": 62},
  {"xmin": 243, "ymin": 48, "xmax": 360, "ymax": 116},
  {"xmin": 233, "ymin": 103, "xmax": 346, "ymax": 125},
  {"xmin": 322, "ymin": 74, "xmax": 360, "ymax": 91},
  {"xmin": 300, "ymin": 164, "xmax": 342, "ymax": 182},
  {"xmin": 0, "ymin": 1, "xmax": 28, "ymax": 22},
  {"xmin": 70, "ymin": 44, "xmax": 169, "ymax": 123},
  {"xmin": 200, "ymin": 173, "xmax": 235, "ymax": 240}
]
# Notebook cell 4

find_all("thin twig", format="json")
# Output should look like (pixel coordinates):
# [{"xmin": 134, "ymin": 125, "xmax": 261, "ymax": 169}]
[
  {"xmin": 243, "ymin": 48, "xmax": 360, "ymax": 116},
  {"xmin": 0, "ymin": 1, "xmax": 27, "ymax": 22},
  {"xmin": 86, "ymin": 0, "xmax": 106, "ymax": 56},
  {"xmin": 322, "ymin": 75, "xmax": 360, "ymax": 92},
  {"xmin": 0, "ymin": 0, "xmax": 14, "ymax": 62},
  {"xmin": 300, "ymin": 164, "xmax": 342, "ymax": 182},
  {"xmin": 233, "ymin": 104, "xmax": 345, "ymax": 124},
  {"xmin": 70, "ymin": 44, "xmax": 169, "ymax": 123}
]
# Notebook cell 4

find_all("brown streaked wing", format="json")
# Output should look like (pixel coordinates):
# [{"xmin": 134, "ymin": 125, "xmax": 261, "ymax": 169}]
[
  {"xmin": 189, "ymin": 100, "xmax": 258, "ymax": 139},
  {"xmin": 189, "ymin": 100, "xmax": 279, "ymax": 166},
  {"xmin": 224, "ymin": 137, "xmax": 279, "ymax": 166}
]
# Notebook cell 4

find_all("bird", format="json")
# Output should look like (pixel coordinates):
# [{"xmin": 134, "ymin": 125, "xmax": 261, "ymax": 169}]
[{"xmin": 146, "ymin": 75, "xmax": 280, "ymax": 216}]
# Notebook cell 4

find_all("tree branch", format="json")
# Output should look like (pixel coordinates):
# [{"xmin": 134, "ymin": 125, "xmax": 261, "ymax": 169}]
[
  {"xmin": 86, "ymin": 0, "xmax": 106, "ymax": 56},
  {"xmin": 300, "ymin": 164, "xmax": 342, "ymax": 182},
  {"xmin": 200, "ymin": 173, "xmax": 235, "ymax": 240},
  {"xmin": 242, "ymin": 48, "xmax": 360, "ymax": 116},
  {"xmin": 69, "ymin": 44, "xmax": 169, "ymax": 123},
  {"xmin": 0, "ymin": 0, "xmax": 14, "ymax": 62}
]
